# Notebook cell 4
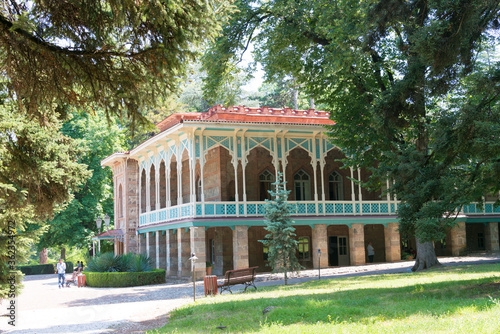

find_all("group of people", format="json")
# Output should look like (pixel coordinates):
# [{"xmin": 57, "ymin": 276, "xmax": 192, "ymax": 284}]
[{"xmin": 56, "ymin": 259, "xmax": 84, "ymax": 288}]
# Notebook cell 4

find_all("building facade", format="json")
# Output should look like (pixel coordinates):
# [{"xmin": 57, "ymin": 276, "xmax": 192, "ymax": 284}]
[{"xmin": 99, "ymin": 105, "xmax": 500, "ymax": 279}]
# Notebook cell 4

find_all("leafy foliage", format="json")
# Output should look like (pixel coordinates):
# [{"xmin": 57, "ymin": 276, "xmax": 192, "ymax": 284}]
[
  {"xmin": 0, "ymin": 0, "xmax": 233, "ymax": 129},
  {"xmin": 85, "ymin": 252, "xmax": 153, "ymax": 273},
  {"xmin": 260, "ymin": 172, "xmax": 302, "ymax": 285},
  {"xmin": 38, "ymin": 110, "xmax": 126, "ymax": 250},
  {"xmin": 205, "ymin": 0, "xmax": 500, "ymax": 270},
  {"xmin": 0, "ymin": 103, "xmax": 89, "ymax": 299},
  {"xmin": 85, "ymin": 269, "xmax": 165, "ymax": 287}
]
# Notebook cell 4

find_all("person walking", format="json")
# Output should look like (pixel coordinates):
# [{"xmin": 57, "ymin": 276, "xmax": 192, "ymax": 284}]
[
  {"xmin": 367, "ymin": 242, "xmax": 375, "ymax": 263},
  {"xmin": 57, "ymin": 258, "xmax": 66, "ymax": 288}
]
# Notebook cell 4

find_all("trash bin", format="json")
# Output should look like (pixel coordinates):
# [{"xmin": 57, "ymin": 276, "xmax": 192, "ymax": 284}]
[
  {"xmin": 78, "ymin": 274, "xmax": 86, "ymax": 287},
  {"xmin": 204, "ymin": 275, "xmax": 218, "ymax": 296}
]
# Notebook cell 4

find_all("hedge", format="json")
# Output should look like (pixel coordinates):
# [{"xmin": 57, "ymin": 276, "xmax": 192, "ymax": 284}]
[
  {"xmin": 84, "ymin": 269, "xmax": 166, "ymax": 287},
  {"xmin": 18, "ymin": 262, "xmax": 74, "ymax": 275}
]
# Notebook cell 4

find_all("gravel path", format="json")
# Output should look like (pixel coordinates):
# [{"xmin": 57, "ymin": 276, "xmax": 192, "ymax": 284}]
[{"xmin": 2, "ymin": 253, "xmax": 499, "ymax": 334}]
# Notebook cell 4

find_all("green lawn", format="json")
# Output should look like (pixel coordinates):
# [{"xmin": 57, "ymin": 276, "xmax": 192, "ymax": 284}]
[{"xmin": 150, "ymin": 263, "xmax": 500, "ymax": 333}]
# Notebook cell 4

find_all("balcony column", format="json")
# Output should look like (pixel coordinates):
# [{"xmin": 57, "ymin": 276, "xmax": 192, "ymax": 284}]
[
  {"xmin": 280, "ymin": 134, "xmax": 288, "ymax": 190},
  {"xmin": 357, "ymin": 168, "xmax": 362, "ymax": 202},
  {"xmin": 349, "ymin": 223, "xmax": 365, "ymax": 265},
  {"xmin": 146, "ymin": 163, "xmax": 151, "ymax": 213},
  {"xmin": 312, "ymin": 224, "xmax": 328, "ymax": 268},
  {"xmin": 350, "ymin": 167, "xmax": 356, "ymax": 201},
  {"xmin": 165, "ymin": 230, "xmax": 171, "ymax": 275},
  {"xmin": 319, "ymin": 136, "xmax": 326, "ymax": 203},
  {"xmin": 233, "ymin": 225, "xmax": 249, "ymax": 269},
  {"xmin": 155, "ymin": 231, "xmax": 160, "ymax": 269},
  {"xmin": 165, "ymin": 147, "xmax": 171, "ymax": 208},
  {"xmin": 137, "ymin": 233, "xmax": 141, "ymax": 254},
  {"xmin": 232, "ymin": 134, "xmax": 240, "ymax": 203},
  {"xmin": 190, "ymin": 227, "xmax": 206, "ymax": 280},
  {"xmin": 384, "ymin": 223, "xmax": 401, "ymax": 262},
  {"xmin": 146, "ymin": 232, "xmax": 150, "ymax": 259},
  {"xmin": 177, "ymin": 228, "xmax": 190, "ymax": 276},
  {"xmin": 241, "ymin": 136, "xmax": 248, "ymax": 203},
  {"xmin": 189, "ymin": 134, "xmax": 196, "ymax": 204},
  {"xmin": 155, "ymin": 159, "xmax": 160, "ymax": 211},
  {"xmin": 485, "ymin": 222, "xmax": 499, "ymax": 251},
  {"xmin": 170, "ymin": 230, "xmax": 178, "ymax": 274},
  {"xmin": 199, "ymin": 132, "xmax": 206, "ymax": 217},
  {"xmin": 213, "ymin": 228, "xmax": 224, "ymax": 276},
  {"xmin": 450, "ymin": 221, "xmax": 466, "ymax": 256}
]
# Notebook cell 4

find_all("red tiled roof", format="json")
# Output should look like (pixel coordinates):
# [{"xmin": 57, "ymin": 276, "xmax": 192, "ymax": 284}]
[{"xmin": 156, "ymin": 105, "xmax": 333, "ymax": 132}]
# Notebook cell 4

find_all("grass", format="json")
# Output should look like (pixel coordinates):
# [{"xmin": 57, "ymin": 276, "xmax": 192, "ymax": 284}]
[{"xmin": 149, "ymin": 263, "xmax": 500, "ymax": 333}]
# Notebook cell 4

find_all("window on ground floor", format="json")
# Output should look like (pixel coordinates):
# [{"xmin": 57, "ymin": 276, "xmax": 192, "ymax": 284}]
[{"xmin": 298, "ymin": 236, "xmax": 310, "ymax": 261}]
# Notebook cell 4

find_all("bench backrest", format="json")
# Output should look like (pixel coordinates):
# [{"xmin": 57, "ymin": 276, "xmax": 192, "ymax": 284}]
[{"xmin": 224, "ymin": 266, "xmax": 258, "ymax": 284}]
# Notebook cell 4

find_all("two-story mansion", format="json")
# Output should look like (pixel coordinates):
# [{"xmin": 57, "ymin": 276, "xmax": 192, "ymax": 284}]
[{"xmin": 99, "ymin": 105, "xmax": 500, "ymax": 279}]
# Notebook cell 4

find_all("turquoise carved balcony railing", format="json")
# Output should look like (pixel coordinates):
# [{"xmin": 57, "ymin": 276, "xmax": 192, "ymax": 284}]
[{"xmin": 138, "ymin": 201, "xmax": 499, "ymax": 227}]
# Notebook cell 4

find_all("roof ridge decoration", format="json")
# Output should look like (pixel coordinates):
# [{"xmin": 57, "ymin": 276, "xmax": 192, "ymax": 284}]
[
  {"xmin": 201, "ymin": 105, "xmax": 330, "ymax": 119},
  {"xmin": 156, "ymin": 105, "xmax": 333, "ymax": 132}
]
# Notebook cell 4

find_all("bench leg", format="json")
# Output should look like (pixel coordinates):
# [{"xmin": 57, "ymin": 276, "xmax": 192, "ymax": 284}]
[{"xmin": 243, "ymin": 281, "xmax": 257, "ymax": 292}]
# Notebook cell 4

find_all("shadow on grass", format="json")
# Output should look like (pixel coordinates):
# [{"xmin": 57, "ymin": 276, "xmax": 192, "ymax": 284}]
[{"xmin": 154, "ymin": 265, "xmax": 500, "ymax": 333}]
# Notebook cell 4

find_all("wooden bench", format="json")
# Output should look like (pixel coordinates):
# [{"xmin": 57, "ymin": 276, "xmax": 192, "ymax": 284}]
[{"xmin": 218, "ymin": 266, "xmax": 259, "ymax": 294}]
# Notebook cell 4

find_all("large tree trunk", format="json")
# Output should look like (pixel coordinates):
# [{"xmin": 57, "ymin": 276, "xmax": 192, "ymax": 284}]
[
  {"xmin": 60, "ymin": 247, "xmax": 66, "ymax": 260},
  {"xmin": 39, "ymin": 248, "xmax": 48, "ymax": 264},
  {"xmin": 412, "ymin": 239, "xmax": 441, "ymax": 271}
]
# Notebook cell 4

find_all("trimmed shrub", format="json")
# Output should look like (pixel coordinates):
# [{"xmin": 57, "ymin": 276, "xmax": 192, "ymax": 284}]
[
  {"xmin": 18, "ymin": 261, "xmax": 73, "ymax": 275},
  {"xmin": 85, "ymin": 269, "xmax": 166, "ymax": 287}
]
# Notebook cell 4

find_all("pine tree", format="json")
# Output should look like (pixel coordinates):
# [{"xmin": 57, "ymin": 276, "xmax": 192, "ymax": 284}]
[{"xmin": 260, "ymin": 172, "xmax": 302, "ymax": 285}]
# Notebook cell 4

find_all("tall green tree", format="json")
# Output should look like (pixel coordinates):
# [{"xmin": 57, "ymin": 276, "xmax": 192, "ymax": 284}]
[
  {"xmin": 205, "ymin": 0, "xmax": 500, "ymax": 270},
  {"xmin": 260, "ymin": 173, "xmax": 302, "ymax": 285},
  {"xmin": 0, "ymin": 104, "xmax": 89, "ymax": 299},
  {"xmin": 0, "ymin": 0, "xmax": 233, "ymax": 128},
  {"xmin": 0, "ymin": 0, "xmax": 234, "ymax": 298},
  {"xmin": 38, "ymin": 110, "xmax": 126, "ymax": 251}
]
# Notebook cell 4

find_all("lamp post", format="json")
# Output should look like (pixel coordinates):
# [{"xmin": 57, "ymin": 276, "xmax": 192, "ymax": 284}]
[
  {"xmin": 95, "ymin": 217, "xmax": 102, "ymax": 254},
  {"xmin": 188, "ymin": 253, "xmax": 198, "ymax": 301},
  {"xmin": 96, "ymin": 217, "xmax": 102, "ymax": 234},
  {"xmin": 104, "ymin": 213, "xmax": 110, "ymax": 231},
  {"xmin": 317, "ymin": 249, "xmax": 322, "ymax": 280}
]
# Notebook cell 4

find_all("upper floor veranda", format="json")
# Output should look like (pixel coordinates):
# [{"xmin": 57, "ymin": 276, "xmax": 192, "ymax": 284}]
[{"xmin": 102, "ymin": 105, "xmax": 500, "ymax": 231}]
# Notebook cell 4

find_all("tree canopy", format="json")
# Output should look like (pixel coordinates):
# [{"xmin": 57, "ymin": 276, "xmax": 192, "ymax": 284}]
[
  {"xmin": 204, "ymin": 0, "xmax": 500, "ymax": 270},
  {"xmin": 37, "ymin": 110, "xmax": 126, "ymax": 250},
  {"xmin": 0, "ymin": 0, "xmax": 234, "ymax": 298},
  {"xmin": 0, "ymin": 0, "xmax": 232, "ymax": 128}
]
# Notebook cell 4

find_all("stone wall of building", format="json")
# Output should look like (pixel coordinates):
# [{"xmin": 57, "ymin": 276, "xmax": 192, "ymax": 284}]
[
  {"xmin": 203, "ymin": 147, "xmax": 222, "ymax": 201},
  {"xmin": 244, "ymin": 147, "xmax": 275, "ymax": 201},
  {"xmin": 125, "ymin": 159, "xmax": 139, "ymax": 254}
]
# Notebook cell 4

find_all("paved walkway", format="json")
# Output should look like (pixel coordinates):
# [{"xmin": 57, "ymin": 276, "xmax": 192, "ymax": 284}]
[{"xmin": 2, "ymin": 254, "xmax": 500, "ymax": 334}]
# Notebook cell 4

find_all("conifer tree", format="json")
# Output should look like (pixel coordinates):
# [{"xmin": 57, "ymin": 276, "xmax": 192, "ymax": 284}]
[{"xmin": 260, "ymin": 172, "xmax": 302, "ymax": 285}]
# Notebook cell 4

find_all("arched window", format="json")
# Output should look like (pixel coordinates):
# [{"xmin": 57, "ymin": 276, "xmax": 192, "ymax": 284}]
[
  {"xmin": 329, "ymin": 171, "xmax": 344, "ymax": 200},
  {"xmin": 294, "ymin": 169, "xmax": 311, "ymax": 201},
  {"xmin": 259, "ymin": 170, "xmax": 274, "ymax": 201},
  {"xmin": 196, "ymin": 176, "xmax": 202, "ymax": 202}
]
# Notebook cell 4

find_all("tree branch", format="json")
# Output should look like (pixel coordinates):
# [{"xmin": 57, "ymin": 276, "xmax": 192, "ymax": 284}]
[{"xmin": 0, "ymin": 13, "xmax": 159, "ymax": 58}]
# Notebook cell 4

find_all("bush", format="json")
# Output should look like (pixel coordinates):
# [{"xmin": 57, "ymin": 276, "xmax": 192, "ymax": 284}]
[
  {"xmin": 85, "ymin": 269, "xmax": 166, "ymax": 287},
  {"xmin": 86, "ymin": 252, "xmax": 152, "ymax": 272},
  {"xmin": 18, "ymin": 261, "xmax": 73, "ymax": 275}
]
